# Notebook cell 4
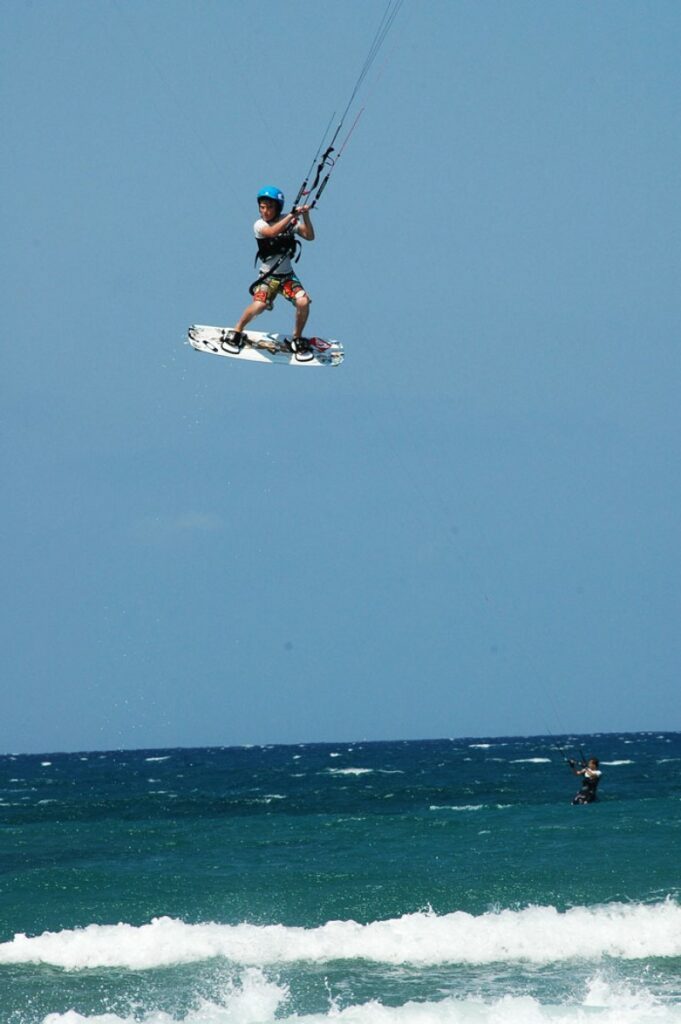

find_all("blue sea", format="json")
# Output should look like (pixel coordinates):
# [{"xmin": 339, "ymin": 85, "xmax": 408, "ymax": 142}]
[{"xmin": 1, "ymin": 732, "xmax": 680, "ymax": 1023}]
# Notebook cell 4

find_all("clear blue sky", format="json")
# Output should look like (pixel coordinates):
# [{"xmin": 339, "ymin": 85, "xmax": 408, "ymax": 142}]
[{"xmin": 2, "ymin": 1, "xmax": 680, "ymax": 754}]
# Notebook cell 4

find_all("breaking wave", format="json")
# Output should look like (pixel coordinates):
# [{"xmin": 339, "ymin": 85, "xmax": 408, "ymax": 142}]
[{"xmin": 4, "ymin": 899, "xmax": 681, "ymax": 972}]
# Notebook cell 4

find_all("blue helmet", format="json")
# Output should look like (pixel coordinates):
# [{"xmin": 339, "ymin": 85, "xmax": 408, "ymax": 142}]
[{"xmin": 257, "ymin": 185, "xmax": 284, "ymax": 208}]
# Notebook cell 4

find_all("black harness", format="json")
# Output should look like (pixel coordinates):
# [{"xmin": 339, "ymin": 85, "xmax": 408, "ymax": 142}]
[{"xmin": 249, "ymin": 228, "xmax": 301, "ymax": 296}]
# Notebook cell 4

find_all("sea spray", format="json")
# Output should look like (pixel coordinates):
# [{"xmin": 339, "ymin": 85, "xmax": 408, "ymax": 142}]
[{"xmin": 39, "ymin": 976, "xmax": 681, "ymax": 1024}]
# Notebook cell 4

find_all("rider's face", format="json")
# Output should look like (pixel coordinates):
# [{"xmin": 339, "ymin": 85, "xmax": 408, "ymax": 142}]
[{"xmin": 259, "ymin": 199, "xmax": 279, "ymax": 221}]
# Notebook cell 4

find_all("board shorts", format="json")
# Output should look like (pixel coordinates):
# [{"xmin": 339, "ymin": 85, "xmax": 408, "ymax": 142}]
[{"xmin": 252, "ymin": 274, "xmax": 309, "ymax": 309}]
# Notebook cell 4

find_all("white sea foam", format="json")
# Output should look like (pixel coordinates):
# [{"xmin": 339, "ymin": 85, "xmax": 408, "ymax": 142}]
[
  {"xmin": 38, "ymin": 969, "xmax": 681, "ymax": 1023},
  {"xmin": 327, "ymin": 768, "xmax": 373, "ymax": 776},
  {"xmin": 511, "ymin": 758, "xmax": 551, "ymax": 764},
  {"xmin": 601, "ymin": 760, "xmax": 633, "ymax": 766},
  {"xmin": 5, "ymin": 900, "xmax": 681, "ymax": 972},
  {"xmin": 430, "ymin": 805, "xmax": 484, "ymax": 812},
  {"xmin": 430, "ymin": 805, "xmax": 511, "ymax": 812},
  {"xmin": 42, "ymin": 968, "xmax": 286, "ymax": 1024}
]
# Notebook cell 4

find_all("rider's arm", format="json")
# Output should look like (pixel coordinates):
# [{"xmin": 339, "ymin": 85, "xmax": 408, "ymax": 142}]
[
  {"xmin": 257, "ymin": 212, "xmax": 299, "ymax": 239},
  {"xmin": 295, "ymin": 206, "xmax": 315, "ymax": 241}
]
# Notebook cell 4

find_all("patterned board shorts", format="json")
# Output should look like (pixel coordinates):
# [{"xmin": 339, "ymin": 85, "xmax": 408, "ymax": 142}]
[{"xmin": 252, "ymin": 274, "xmax": 309, "ymax": 309}]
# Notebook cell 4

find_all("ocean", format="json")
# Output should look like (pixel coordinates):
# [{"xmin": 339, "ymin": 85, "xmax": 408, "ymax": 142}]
[{"xmin": 1, "ymin": 732, "xmax": 680, "ymax": 1023}]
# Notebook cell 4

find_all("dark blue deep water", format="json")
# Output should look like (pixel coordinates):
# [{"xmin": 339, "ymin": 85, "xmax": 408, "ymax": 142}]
[{"xmin": 1, "ymin": 732, "xmax": 680, "ymax": 1023}]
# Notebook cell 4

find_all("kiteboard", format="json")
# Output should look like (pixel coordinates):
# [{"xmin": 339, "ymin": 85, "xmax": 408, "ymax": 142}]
[{"xmin": 187, "ymin": 325, "xmax": 344, "ymax": 368}]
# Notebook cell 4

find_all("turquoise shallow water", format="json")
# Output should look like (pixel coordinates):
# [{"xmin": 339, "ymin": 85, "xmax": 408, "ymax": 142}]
[{"xmin": 1, "ymin": 732, "xmax": 680, "ymax": 1023}]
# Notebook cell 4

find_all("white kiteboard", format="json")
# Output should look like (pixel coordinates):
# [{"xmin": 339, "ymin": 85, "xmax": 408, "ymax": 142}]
[{"xmin": 187, "ymin": 325, "xmax": 344, "ymax": 367}]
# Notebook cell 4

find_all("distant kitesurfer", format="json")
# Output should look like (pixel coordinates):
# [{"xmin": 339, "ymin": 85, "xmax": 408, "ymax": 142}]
[
  {"xmin": 569, "ymin": 757, "xmax": 601, "ymax": 804},
  {"xmin": 221, "ymin": 186, "xmax": 316, "ymax": 362}
]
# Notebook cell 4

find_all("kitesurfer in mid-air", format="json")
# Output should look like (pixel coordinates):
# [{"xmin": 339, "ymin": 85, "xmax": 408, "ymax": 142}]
[
  {"xmin": 570, "ymin": 757, "xmax": 601, "ymax": 804},
  {"xmin": 222, "ymin": 186, "xmax": 316, "ymax": 362}
]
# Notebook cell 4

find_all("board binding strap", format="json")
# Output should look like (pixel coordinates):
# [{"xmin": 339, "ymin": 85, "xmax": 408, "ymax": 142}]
[{"xmin": 187, "ymin": 326, "xmax": 344, "ymax": 368}]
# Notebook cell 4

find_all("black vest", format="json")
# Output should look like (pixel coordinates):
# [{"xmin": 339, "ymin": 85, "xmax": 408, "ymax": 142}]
[{"xmin": 256, "ymin": 229, "xmax": 297, "ymax": 263}]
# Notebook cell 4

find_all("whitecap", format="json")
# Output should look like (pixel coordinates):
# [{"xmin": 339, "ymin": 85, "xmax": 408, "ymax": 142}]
[
  {"xmin": 511, "ymin": 758, "xmax": 551, "ymax": 764},
  {"xmin": 430, "ymin": 805, "xmax": 484, "ymax": 812}
]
